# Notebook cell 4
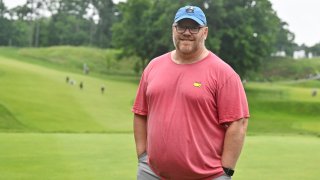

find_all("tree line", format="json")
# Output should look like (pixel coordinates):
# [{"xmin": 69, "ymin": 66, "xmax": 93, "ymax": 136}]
[
  {"xmin": 1, "ymin": 0, "xmax": 319, "ymax": 77},
  {"xmin": 0, "ymin": 0, "xmax": 115, "ymax": 48}
]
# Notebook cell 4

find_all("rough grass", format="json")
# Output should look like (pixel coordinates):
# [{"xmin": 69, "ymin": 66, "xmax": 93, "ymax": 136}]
[
  {"xmin": 253, "ymin": 57, "xmax": 320, "ymax": 81},
  {"xmin": 0, "ymin": 46, "xmax": 140, "ymax": 76}
]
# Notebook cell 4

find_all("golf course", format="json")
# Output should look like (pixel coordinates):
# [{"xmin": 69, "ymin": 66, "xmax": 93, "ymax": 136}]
[{"xmin": 0, "ymin": 47, "xmax": 319, "ymax": 180}]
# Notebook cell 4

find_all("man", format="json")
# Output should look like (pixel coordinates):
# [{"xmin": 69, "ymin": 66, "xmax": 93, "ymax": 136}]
[{"xmin": 132, "ymin": 5, "xmax": 249, "ymax": 180}]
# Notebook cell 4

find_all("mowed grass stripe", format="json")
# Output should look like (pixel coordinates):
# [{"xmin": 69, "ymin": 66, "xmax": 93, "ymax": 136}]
[
  {"xmin": 245, "ymin": 82, "xmax": 320, "ymax": 135},
  {"xmin": 0, "ymin": 133, "xmax": 319, "ymax": 180},
  {"xmin": 0, "ymin": 57, "xmax": 137, "ymax": 133},
  {"xmin": 0, "ymin": 104, "xmax": 29, "ymax": 132},
  {"xmin": 236, "ymin": 135, "xmax": 320, "ymax": 180},
  {"xmin": 0, "ymin": 133, "xmax": 136, "ymax": 180}
]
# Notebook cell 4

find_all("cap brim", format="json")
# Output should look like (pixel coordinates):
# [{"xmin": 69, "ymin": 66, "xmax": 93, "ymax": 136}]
[{"xmin": 174, "ymin": 15, "xmax": 205, "ymax": 26}]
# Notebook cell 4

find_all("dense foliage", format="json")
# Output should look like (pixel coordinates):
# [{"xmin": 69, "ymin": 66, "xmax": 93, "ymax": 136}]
[
  {"xmin": 112, "ymin": 0, "xmax": 297, "ymax": 76},
  {"xmin": 0, "ymin": 0, "xmax": 115, "ymax": 48},
  {"xmin": 1, "ymin": 0, "xmax": 313, "ymax": 76}
]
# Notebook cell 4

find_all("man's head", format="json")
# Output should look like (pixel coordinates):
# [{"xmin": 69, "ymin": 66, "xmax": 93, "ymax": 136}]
[{"xmin": 172, "ymin": 6, "xmax": 208, "ymax": 55}]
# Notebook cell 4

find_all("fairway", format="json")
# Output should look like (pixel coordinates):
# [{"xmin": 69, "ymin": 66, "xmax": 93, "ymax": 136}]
[
  {"xmin": 0, "ymin": 56, "xmax": 137, "ymax": 133},
  {"xmin": 237, "ymin": 135, "xmax": 320, "ymax": 180},
  {"xmin": 0, "ymin": 133, "xmax": 319, "ymax": 180},
  {"xmin": 0, "ymin": 133, "xmax": 137, "ymax": 180}
]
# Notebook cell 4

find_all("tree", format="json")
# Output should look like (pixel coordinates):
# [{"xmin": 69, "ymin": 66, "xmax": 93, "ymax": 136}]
[
  {"xmin": 113, "ymin": 0, "xmax": 288, "ymax": 77},
  {"xmin": 46, "ymin": 0, "xmax": 92, "ymax": 46},
  {"xmin": 0, "ymin": 18, "xmax": 11, "ymax": 45},
  {"xmin": 274, "ymin": 21, "xmax": 295, "ymax": 57},
  {"xmin": 112, "ymin": 0, "xmax": 153, "ymax": 71},
  {"xmin": 0, "ymin": 1, "xmax": 30, "ymax": 46},
  {"xmin": 0, "ymin": 0, "xmax": 6, "ymax": 18},
  {"xmin": 1, "ymin": 0, "xmax": 296, "ymax": 77},
  {"xmin": 112, "ymin": 0, "xmax": 180, "ymax": 72},
  {"xmin": 309, "ymin": 43, "xmax": 320, "ymax": 57},
  {"xmin": 26, "ymin": 0, "xmax": 48, "ymax": 47},
  {"xmin": 142, "ymin": 0, "xmax": 179, "ymax": 60},
  {"xmin": 0, "ymin": 0, "xmax": 10, "ymax": 45},
  {"xmin": 91, "ymin": 0, "xmax": 115, "ymax": 48},
  {"xmin": 183, "ymin": 0, "xmax": 291, "ymax": 77}
]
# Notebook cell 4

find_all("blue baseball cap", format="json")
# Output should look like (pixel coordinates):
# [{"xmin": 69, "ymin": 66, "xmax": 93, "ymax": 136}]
[{"xmin": 174, "ymin": 5, "xmax": 207, "ymax": 26}]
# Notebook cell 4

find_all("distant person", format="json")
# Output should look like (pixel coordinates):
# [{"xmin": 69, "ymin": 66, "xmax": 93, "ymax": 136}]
[
  {"xmin": 83, "ymin": 63, "xmax": 90, "ymax": 75},
  {"xmin": 242, "ymin": 79, "xmax": 247, "ymax": 86},
  {"xmin": 69, "ymin": 79, "xmax": 76, "ymax": 85},
  {"xmin": 66, "ymin": 76, "xmax": 69, "ymax": 83},
  {"xmin": 312, "ymin": 89, "xmax": 317, "ymax": 97},
  {"xmin": 132, "ymin": 5, "xmax": 249, "ymax": 180},
  {"xmin": 79, "ymin": 82, "xmax": 83, "ymax": 90},
  {"xmin": 101, "ymin": 85, "xmax": 105, "ymax": 94}
]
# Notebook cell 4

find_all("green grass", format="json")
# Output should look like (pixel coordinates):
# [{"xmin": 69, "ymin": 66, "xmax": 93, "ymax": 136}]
[
  {"xmin": 0, "ymin": 46, "xmax": 140, "ymax": 76},
  {"xmin": 252, "ymin": 57, "xmax": 320, "ymax": 81},
  {"xmin": 0, "ymin": 56, "xmax": 137, "ymax": 133},
  {"xmin": 236, "ymin": 135, "xmax": 320, "ymax": 180},
  {"xmin": 0, "ymin": 104, "xmax": 29, "ymax": 132},
  {"xmin": 0, "ymin": 133, "xmax": 318, "ymax": 180},
  {"xmin": 0, "ymin": 133, "xmax": 137, "ymax": 180},
  {"xmin": 245, "ymin": 82, "xmax": 320, "ymax": 135},
  {"xmin": 1, "ymin": 49, "xmax": 320, "ymax": 134},
  {"xmin": 1, "ymin": 46, "xmax": 320, "ymax": 179}
]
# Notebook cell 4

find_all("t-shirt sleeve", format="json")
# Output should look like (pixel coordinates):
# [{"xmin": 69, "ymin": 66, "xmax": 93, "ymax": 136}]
[
  {"xmin": 217, "ymin": 74, "xmax": 250, "ymax": 124},
  {"xmin": 132, "ymin": 71, "xmax": 148, "ymax": 116}
]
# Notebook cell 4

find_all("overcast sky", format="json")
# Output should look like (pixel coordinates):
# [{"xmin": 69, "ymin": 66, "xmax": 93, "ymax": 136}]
[{"xmin": 3, "ymin": 0, "xmax": 320, "ymax": 46}]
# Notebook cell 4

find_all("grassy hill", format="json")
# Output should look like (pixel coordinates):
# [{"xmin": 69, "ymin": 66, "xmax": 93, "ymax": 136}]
[
  {"xmin": 0, "ymin": 46, "xmax": 140, "ymax": 76},
  {"xmin": 246, "ymin": 81, "xmax": 320, "ymax": 135},
  {"xmin": 0, "ymin": 46, "xmax": 320, "ymax": 135},
  {"xmin": 252, "ymin": 57, "xmax": 320, "ymax": 81},
  {"xmin": 0, "ymin": 53, "xmax": 137, "ymax": 133}
]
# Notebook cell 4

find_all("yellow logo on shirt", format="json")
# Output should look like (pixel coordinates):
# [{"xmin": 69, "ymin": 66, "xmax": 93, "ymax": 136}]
[{"xmin": 193, "ymin": 82, "xmax": 202, "ymax": 87}]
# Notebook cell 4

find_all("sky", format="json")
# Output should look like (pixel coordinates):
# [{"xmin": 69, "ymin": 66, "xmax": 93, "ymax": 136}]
[
  {"xmin": 269, "ymin": 0, "xmax": 320, "ymax": 46},
  {"xmin": 3, "ymin": 0, "xmax": 320, "ymax": 46}
]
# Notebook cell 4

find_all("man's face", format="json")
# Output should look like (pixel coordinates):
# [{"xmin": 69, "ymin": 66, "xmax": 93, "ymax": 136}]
[{"xmin": 172, "ymin": 19, "xmax": 208, "ymax": 55}]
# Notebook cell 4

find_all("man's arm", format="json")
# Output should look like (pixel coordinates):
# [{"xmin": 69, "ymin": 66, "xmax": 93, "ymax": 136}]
[
  {"xmin": 221, "ymin": 118, "xmax": 248, "ymax": 169},
  {"xmin": 134, "ymin": 114, "xmax": 148, "ymax": 157}
]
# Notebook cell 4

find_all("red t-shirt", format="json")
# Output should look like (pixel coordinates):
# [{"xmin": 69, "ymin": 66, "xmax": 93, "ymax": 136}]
[{"xmin": 132, "ymin": 52, "xmax": 250, "ymax": 179}]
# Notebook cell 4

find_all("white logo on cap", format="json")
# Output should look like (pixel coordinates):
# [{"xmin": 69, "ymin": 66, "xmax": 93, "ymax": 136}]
[{"xmin": 186, "ymin": 6, "xmax": 194, "ymax": 13}]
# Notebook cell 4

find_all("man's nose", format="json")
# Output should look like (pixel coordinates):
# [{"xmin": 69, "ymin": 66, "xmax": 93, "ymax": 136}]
[{"xmin": 182, "ymin": 28, "xmax": 192, "ymax": 35}]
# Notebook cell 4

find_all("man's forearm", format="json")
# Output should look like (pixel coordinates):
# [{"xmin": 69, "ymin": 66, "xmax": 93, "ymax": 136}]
[
  {"xmin": 134, "ymin": 114, "xmax": 148, "ymax": 157},
  {"xmin": 221, "ymin": 118, "xmax": 248, "ymax": 169}
]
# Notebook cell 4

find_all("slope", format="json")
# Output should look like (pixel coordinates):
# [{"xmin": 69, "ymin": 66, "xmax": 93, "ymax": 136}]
[{"xmin": 0, "ymin": 56, "xmax": 137, "ymax": 133}]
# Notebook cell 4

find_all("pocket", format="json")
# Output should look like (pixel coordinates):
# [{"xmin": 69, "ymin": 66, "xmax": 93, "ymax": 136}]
[
  {"xmin": 213, "ymin": 174, "xmax": 232, "ymax": 180},
  {"xmin": 138, "ymin": 152, "xmax": 147, "ymax": 162}
]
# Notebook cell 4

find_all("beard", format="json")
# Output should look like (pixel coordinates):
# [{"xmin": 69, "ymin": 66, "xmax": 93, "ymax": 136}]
[{"xmin": 173, "ymin": 34, "xmax": 203, "ymax": 55}]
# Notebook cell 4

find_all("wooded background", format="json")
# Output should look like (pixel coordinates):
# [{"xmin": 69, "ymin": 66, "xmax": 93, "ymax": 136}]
[{"xmin": 1, "ymin": 0, "xmax": 320, "ymax": 77}]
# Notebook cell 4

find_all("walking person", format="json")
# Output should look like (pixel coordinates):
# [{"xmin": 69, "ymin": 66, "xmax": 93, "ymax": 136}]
[
  {"xmin": 132, "ymin": 5, "xmax": 250, "ymax": 180},
  {"xmin": 79, "ymin": 81, "xmax": 83, "ymax": 90}
]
